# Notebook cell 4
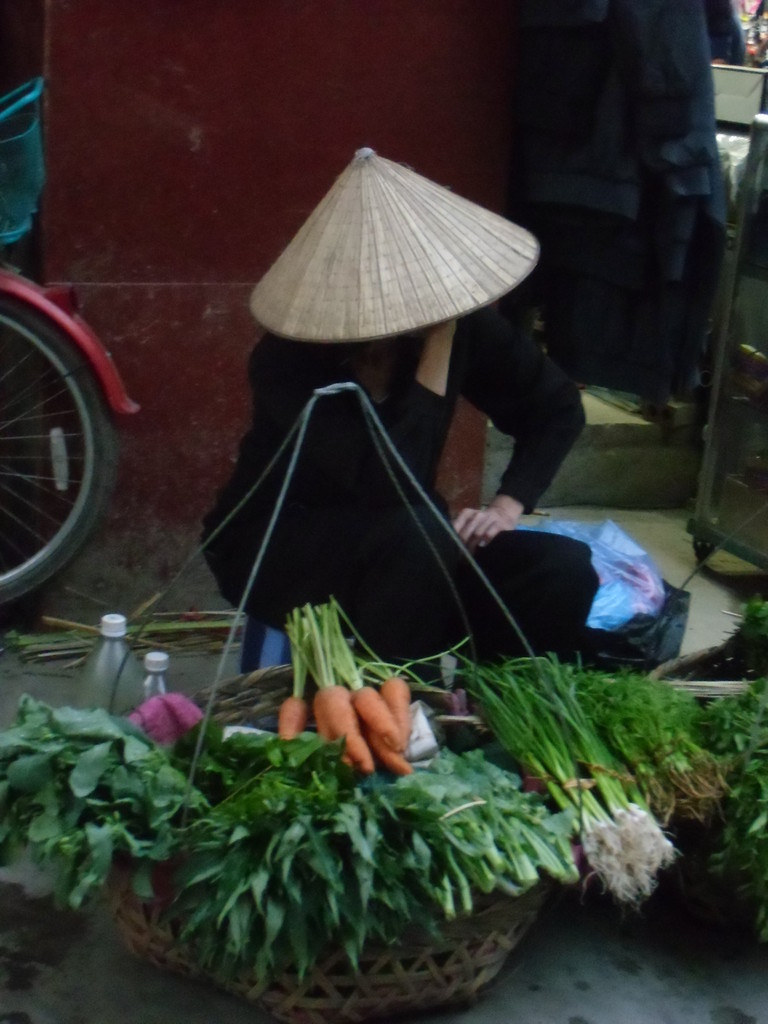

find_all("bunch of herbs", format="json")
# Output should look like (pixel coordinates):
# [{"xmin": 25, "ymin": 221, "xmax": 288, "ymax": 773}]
[
  {"xmin": 572, "ymin": 669, "xmax": 728, "ymax": 825},
  {"xmin": 698, "ymin": 677, "xmax": 768, "ymax": 939},
  {"xmin": 168, "ymin": 727, "xmax": 578, "ymax": 981}
]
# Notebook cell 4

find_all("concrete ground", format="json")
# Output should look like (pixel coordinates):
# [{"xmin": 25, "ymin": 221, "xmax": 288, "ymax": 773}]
[{"xmin": 2, "ymin": 505, "xmax": 768, "ymax": 1023}]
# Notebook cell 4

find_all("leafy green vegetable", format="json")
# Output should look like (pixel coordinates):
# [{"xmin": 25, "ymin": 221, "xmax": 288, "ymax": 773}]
[
  {"xmin": 169, "ymin": 736, "xmax": 577, "ymax": 981},
  {"xmin": 0, "ymin": 696, "xmax": 202, "ymax": 907},
  {"xmin": 691, "ymin": 595, "xmax": 768, "ymax": 681},
  {"xmin": 736, "ymin": 596, "xmax": 768, "ymax": 677},
  {"xmin": 572, "ymin": 669, "xmax": 728, "ymax": 825},
  {"xmin": 699, "ymin": 677, "xmax": 768, "ymax": 938},
  {"xmin": 0, "ymin": 697, "xmax": 578, "ymax": 984}
]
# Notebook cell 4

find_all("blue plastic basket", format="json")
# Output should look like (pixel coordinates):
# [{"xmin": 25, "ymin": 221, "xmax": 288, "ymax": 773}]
[{"xmin": 0, "ymin": 78, "xmax": 45, "ymax": 244}]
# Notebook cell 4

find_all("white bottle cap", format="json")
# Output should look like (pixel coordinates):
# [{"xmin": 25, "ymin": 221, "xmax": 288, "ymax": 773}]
[
  {"xmin": 144, "ymin": 650, "xmax": 169, "ymax": 672},
  {"xmin": 100, "ymin": 613, "xmax": 128, "ymax": 638}
]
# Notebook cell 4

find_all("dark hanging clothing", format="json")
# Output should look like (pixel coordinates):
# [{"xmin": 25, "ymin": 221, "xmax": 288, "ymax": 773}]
[
  {"xmin": 509, "ymin": 0, "xmax": 727, "ymax": 402},
  {"xmin": 202, "ymin": 306, "xmax": 598, "ymax": 663},
  {"xmin": 705, "ymin": 0, "xmax": 746, "ymax": 64}
]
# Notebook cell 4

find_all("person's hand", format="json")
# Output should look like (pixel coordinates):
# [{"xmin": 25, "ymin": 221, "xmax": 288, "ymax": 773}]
[{"xmin": 452, "ymin": 494, "xmax": 525, "ymax": 553}]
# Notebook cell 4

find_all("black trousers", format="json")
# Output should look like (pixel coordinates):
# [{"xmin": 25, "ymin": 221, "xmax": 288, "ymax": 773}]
[{"xmin": 205, "ymin": 502, "xmax": 599, "ymax": 665}]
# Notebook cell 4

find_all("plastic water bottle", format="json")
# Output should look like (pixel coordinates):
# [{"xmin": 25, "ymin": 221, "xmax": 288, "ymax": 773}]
[
  {"xmin": 77, "ymin": 613, "xmax": 145, "ymax": 714},
  {"xmin": 142, "ymin": 650, "xmax": 169, "ymax": 699}
]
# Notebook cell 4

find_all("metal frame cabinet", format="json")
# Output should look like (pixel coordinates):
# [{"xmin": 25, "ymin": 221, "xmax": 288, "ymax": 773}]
[{"xmin": 690, "ymin": 113, "xmax": 768, "ymax": 567}]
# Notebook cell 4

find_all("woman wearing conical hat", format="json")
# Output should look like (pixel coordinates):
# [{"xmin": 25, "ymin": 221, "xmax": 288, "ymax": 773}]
[{"xmin": 202, "ymin": 149, "xmax": 599, "ymax": 665}]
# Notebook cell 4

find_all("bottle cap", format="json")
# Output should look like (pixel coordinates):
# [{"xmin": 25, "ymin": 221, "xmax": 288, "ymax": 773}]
[
  {"xmin": 144, "ymin": 650, "xmax": 169, "ymax": 672},
  {"xmin": 100, "ymin": 613, "xmax": 128, "ymax": 638}
]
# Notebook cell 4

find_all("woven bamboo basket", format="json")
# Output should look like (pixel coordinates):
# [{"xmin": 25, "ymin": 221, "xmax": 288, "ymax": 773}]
[
  {"xmin": 108, "ymin": 866, "xmax": 548, "ymax": 1024},
  {"xmin": 650, "ymin": 642, "xmax": 749, "ymax": 698},
  {"xmin": 106, "ymin": 665, "xmax": 547, "ymax": 1023}
]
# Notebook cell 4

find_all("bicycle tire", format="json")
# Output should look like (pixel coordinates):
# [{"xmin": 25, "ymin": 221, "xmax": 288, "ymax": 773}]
[{"xmin": 0, "ymin": 296, "xmax": 119, "ymax": 603}]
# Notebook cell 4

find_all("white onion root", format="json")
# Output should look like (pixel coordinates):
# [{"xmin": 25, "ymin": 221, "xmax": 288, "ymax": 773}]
[{"xmin": 581, "ymin": 804, "xmax": 676, "ymax": 905}]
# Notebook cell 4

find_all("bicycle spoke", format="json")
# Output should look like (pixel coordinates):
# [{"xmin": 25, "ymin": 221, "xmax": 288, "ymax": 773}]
[
  {"xmin": 0, "ymin": 300, "xmax": 117, "ymax": 597},
  {"xmin": 0, "ymin": 484, "xmax": 53, "ymax": 545},
  {"xmin": 0, "ymin": 472, "xmax": 76, "ymax": 522},
  {"xmin": 1, "ymin": 377, "xmax": 86, "ymax": 431},
  {"xmin": 0, "ymin": 469, "xmax": 80, "ymax": 483},
  {"xmin": 0, "ymin": 527, "xmax": 27, "ymax": 566}
]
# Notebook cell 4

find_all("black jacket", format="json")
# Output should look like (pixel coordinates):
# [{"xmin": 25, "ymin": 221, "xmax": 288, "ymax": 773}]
[{"xmin": 202, "ymin": 306, "xmax": 584, "ymax": 556}]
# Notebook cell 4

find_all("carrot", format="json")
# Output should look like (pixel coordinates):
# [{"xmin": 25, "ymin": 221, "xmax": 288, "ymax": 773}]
[
  {"xmin": 380, "ymin": 676, "xmax": 412, "ymax": 751},
  {"xmin": 350, "ymin": 686, "xmax": 401, "ymax": 751},
  {"xmin": 282, "ymin": 605, "xmax": 312, "ymax": 739},
  {"xmin": 314, "ymin": 685, "xmax": 375, "ymax": 774},
  {"xmin": 312, "ymin": 690, "xmax": 333, "ymax": 740},
  {"xmin": 363, "ymin": 723, "xmax": 413, "ymax": 776},
  {"xmin": 277, "ymin": 695, "xmax": 308, "ymax": 740}
]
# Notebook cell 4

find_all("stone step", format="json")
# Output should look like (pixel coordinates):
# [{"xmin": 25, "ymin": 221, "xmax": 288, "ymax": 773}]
[{"xmin": 482, "ymin": 392, "xmax": 704, "ymax": 510}]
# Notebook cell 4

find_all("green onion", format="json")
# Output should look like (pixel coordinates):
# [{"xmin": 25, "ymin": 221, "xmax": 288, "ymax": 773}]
[{"xmin": 465, "ymin": 656, "xmax": 675, "ymax": 906}]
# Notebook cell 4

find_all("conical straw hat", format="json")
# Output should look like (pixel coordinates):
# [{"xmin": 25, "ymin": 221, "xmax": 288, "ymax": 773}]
[{"xmin": 250, "ymin": 148, "xmax": 539, "ymax": 342}]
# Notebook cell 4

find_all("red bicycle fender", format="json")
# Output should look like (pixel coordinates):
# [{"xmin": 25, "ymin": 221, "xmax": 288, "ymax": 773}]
[{"xmin": 0, "ymin": 270, "xmax": 140, "ymax": 415}]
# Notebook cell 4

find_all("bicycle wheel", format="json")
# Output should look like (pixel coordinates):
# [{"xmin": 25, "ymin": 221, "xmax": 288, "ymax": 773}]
[{"xmin": 0, "ymin": 296, "xmax": 119, "ymax": 603}]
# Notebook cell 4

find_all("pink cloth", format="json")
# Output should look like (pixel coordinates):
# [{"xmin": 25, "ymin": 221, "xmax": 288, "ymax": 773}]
[{"xmin": 128, "ymin": 692, "xmax": 203, "ymax": 744}]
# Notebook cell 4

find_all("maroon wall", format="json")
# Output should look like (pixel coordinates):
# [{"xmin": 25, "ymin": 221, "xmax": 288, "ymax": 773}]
[
  {"xmin": 0, "ymin": 0, "xmax": 43, "ymax": 90},
  {"xmin": 9, "ymin": 1, "xmax": 519, "ymax": 609}
]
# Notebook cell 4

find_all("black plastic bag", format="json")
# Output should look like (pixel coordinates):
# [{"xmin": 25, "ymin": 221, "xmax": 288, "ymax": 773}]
[{"xmin": 584, "ymin": 581, "xmax": 691, "ymax": 671}]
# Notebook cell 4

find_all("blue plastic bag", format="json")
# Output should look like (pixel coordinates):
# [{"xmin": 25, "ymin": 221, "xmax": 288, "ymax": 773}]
[{"xmin": 522, "ymin": 519, "xmax": 666, "ymax": 631}]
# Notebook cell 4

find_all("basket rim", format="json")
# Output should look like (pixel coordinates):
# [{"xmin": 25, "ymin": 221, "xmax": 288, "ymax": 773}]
[{"xmin": 107, "ymin": 863, "xmax": 549, "ymax": 1020}]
